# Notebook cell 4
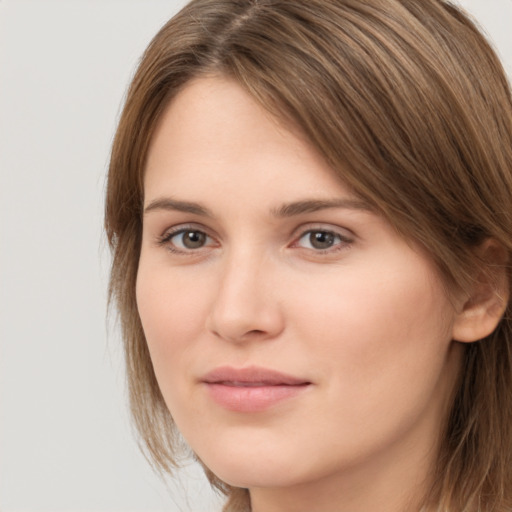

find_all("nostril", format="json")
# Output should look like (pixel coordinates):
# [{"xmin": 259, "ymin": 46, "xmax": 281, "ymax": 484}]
[
  {"xmin": 206, "ymin": 292, "xmax": 285, "ymax": 343},
  {"xmin": 238, "ymin": 329, "xmax": 268, "ymax": 341},
  {"xmin": 211, "ymin": 328, "xmax": 271, "ymax": 343},
  {"xmin": 247, "ymin": 330, "xmax": 265, "ymax": 336}
]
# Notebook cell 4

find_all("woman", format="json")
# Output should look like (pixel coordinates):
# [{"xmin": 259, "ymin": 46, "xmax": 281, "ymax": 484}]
[{"xmin": 105, "ymin": 0, "xmax": 512, "ymax": 510}]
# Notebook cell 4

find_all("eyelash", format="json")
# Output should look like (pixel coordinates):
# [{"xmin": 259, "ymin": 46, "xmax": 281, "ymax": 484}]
[
  {"xmin": 156, "ymin": 225, "xmax": 354, "ymax": 256},
  {"xmin": 157, "ymin": 225, "xmax": 217, "ymax": 254},
  {"xmin": 292, "ymin": 229, "xmax": 353, "ymax": 254}
]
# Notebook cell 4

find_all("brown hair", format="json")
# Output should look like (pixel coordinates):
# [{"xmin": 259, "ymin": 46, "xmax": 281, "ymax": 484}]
[{"xmin": 105, "ymin": 1, "xmax": 512, "ymax": 510}]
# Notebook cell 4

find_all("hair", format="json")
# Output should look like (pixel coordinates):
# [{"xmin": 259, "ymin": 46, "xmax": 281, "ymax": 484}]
[{"xmin": 105, "ymin": 1, "xmax": 512, "ymax": 510}]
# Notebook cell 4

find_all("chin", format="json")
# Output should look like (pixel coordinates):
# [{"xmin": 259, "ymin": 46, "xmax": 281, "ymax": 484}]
[
  {"xmin": 198, "ymin": 441, "xmax": 334, "ymax": 492},
  {"xmin": 193, "ymin": 439, "xmax": 301, "ymax": 489},
  {"xmin": 209, "ymin": 463, "xmax": 300, "ymax": 489}
]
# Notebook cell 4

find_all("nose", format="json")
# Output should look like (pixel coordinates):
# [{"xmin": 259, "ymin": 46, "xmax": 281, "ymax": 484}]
[{"xmin": 206, "ymin": 250, "xmax": 285, "ymax": 343}]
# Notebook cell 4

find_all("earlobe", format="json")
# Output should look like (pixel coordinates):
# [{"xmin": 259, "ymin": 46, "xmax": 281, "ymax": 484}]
[{"xmin": 452, "ymin": 239, "xmax": 509, "ymax": 343}]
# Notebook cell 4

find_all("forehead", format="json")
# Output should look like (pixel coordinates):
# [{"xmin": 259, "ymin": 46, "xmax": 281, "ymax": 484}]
[{"xmin": 144, "ymin": 76, "xmax": 359, "ymax": 207}]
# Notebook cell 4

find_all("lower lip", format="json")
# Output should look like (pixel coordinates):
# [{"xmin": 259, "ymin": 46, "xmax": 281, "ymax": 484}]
[{"xmin": 204, "ymin": 383, "xmax": 310, "ymax": 412}]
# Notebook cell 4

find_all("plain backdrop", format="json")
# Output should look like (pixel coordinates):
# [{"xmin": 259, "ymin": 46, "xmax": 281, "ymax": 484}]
[{"xmin": 0, "ymin": 1, "xmax": 510, "ymax": 511}]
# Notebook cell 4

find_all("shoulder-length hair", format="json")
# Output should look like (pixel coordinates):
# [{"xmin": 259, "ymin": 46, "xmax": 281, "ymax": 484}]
[{"xmin": 105, "ymin": 1, "xmax": 512, "ymax": 510}]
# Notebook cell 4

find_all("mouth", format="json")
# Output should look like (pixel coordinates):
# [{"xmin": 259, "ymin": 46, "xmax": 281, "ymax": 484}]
[{"xmin": 201, "ymin": 366, "xmax": 311, "ymax": 412}]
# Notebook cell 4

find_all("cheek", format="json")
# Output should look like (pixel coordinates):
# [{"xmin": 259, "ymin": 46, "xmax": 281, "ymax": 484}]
[
  {"xmin": 135, "ymin": 262, "xmax": 212, "ymax": 386},
  {"xmin": 278, "ymin": 260, "xmax": 460, "ymax": 467},
  {"xmin": 289, "ymin": 257, "xmax": 456, "ymax": 405}
]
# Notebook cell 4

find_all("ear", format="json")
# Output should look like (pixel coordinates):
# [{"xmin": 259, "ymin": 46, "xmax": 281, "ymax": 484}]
[{"xmin": 452, "ymin": 239, "xmax": 509, "ymax": 343}]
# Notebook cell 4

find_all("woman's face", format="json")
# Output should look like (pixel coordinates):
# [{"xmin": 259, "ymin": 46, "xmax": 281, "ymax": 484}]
[{"xmin": 137, "ymin": 76, "xmax": 464, "ymax": 507}]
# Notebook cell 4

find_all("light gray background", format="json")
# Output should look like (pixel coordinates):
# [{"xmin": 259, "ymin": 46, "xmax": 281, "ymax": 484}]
[{"xmin": 0, "ymin": 1, "xmax": 510, "ymax": 511}]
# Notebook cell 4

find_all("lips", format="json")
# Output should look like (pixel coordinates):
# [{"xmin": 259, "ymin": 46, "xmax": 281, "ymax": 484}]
[{"xmin": 201, "ymin": 366, "xmax": 311, "ymax": 412}]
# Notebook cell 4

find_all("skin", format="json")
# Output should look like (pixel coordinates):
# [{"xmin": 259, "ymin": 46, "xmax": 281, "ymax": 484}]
[{"xmin": 137, "ymin": 76, "xmax": 466, "ymax": 512}]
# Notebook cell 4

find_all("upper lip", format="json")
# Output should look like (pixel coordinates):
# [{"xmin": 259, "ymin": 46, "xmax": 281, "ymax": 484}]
[{"xmin": 201, "ymin": 366, "xmax": 311, "ymax": 386}]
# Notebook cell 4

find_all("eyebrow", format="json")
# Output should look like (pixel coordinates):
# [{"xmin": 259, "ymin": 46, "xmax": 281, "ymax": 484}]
[
  {"xmin": 144, "ymin": 198, "xmax": 214, "ymax": 217},
  {"xmin": 143, "ymin": 197, "xmax": 372, "ymax": 217},
  {"xmin": 271, "ymin": 198, "xmax": 372, "ymax": 217}
]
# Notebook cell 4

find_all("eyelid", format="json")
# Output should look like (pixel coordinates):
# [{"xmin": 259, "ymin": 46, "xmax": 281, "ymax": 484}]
[
  {"xmin": 154, "ymin": 222, "xmax": 354, "ymax": 255},
  {"xmin": 290, "ymin": 223, "xmax": 355, "ymax": 242},
  {"xmin": 157, "ymin": 223, "xmax": 218, "ymax": 253},
  {"xmin": 289, "ymin": 223, "xmax": 355, "ymax": 253}
]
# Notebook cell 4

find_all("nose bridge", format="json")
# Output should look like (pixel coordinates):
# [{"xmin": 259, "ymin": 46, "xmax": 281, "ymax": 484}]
[{"xmin": 207, "ymin": 242, "xmax": 283, "ymax": 342}]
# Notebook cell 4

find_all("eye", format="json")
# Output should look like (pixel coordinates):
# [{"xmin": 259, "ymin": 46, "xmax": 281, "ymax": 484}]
[
  {"xmin": 295, "ymin": 229, "xmax": 350, "ymax": 251},
  {"xmin": 159, "ymin": 228, "xmax": 214, "ymax": 252}
]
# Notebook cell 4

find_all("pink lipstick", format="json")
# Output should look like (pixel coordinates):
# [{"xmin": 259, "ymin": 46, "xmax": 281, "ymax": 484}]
[{"xmin": 201, "ymin": 366, "xmax": 311, "ymax": 412}]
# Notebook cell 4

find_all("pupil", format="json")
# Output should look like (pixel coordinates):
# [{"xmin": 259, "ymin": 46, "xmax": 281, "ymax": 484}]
[
  {"xmin": 183, "ymin": 231, "xmax": 206, "ymax": 249},
  {"xmin": 310, "ymin": 231, "xmax": 334, "ymax": 249}
]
